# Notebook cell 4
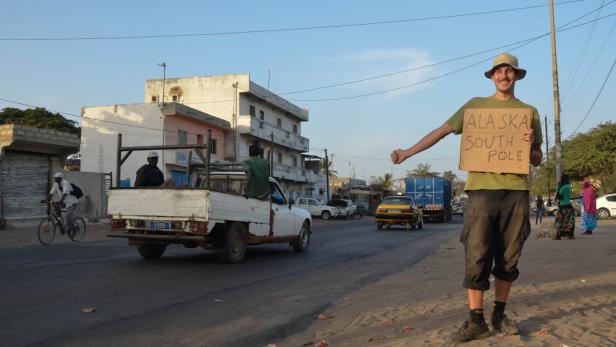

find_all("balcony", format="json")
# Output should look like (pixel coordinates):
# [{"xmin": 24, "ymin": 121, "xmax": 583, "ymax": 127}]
[
  {"xmin": 238, "ymin": 116, "xmax": 309, "ymax": 152},
  {"xmin": 272, "ymin": 164, "xmax": 320, "ymax": 184}
]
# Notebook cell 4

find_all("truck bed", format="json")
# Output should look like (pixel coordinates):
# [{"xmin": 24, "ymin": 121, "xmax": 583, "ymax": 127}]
[{"xmin": 107, "ymin": 188, "xmax": 270, "ymax": 226}]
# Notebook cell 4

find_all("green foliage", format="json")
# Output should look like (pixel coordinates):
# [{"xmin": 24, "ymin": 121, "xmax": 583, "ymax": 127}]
[
  {"xmin": 532, "ymin": 122, "xmax": 616, "ymax": 196},
  {"xmin": 0, "ymin": 107, "xmax": 80, "ymax": 135},
  {"xmin": 407, "ymin": 163, "xmax": 439, "ymax": 177},
  {"xmin": 370, "ymin": 173, "xmax": 394, "ymax": 191}
]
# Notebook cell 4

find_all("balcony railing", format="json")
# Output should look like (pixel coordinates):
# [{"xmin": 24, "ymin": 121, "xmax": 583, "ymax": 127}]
[
  {"xmin": 272, "ymin": 164, "xmax": 321, "ymax": 184},
  {"xmin": 238, "ymin": 116, "xmax": 309, "ymax": 152}
]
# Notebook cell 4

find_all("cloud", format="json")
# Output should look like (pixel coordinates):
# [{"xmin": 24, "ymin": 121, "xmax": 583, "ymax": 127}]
[{"xmin": 342, "ymin": 48, "xmax": 437, "ymax": 100}]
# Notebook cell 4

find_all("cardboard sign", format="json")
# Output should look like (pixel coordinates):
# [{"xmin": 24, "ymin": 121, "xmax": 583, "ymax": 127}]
[{"xmin": 459, "ymin": 108, "xmax": 531, "ymax": 174}]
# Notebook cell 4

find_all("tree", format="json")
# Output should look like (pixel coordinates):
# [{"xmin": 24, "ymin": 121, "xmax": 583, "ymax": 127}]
[
  {"xmin": 0, "ymin": 107, "xmax": 79, "ymax": 135},
  {"xmin": 370, "ymin": 173, "xmax": 394, "ymax": 192},
  {"xmin": 407, "ymin": 163, "xmax": 439, "ymax": 177},
  {"xmin": 532, "ymin": 122, "xmax": 616, "ymax": 196},
  {"xmin": 442, "ymin": 170, "xmax": 457, "ymax": 182},
  {"xmin": 322, "ymin": 156, "xmax": 338, "ymax": 179}
]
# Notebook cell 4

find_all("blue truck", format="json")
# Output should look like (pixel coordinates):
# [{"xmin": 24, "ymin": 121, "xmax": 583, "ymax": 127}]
[{"xmin": 405, "ymin": 176, "xmax": 452, "ymax": 223}]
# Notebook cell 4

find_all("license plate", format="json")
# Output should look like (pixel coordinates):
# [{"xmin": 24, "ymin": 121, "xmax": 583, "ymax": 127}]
[
  {"xmin": 389, "ymin": 209, "xmax": 400, "ymax": 213},
  {"xmin": 146, "ymin": 221, "xmax": 172, "ymax": 230}
]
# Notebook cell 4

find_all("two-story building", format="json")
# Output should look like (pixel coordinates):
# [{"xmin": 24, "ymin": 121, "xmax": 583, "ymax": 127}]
[
  {"xmin": 144, "ymin": 74, "xmax": 317, "ymax": 201},
  {"xmin": 80, "ymin": 102, "xmax": 230, "ymax": 186}
]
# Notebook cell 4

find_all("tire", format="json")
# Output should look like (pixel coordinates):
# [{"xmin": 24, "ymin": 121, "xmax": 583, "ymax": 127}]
[
  {"xmin": 37, "ymin": 217, "xmax": 56, "ymax": 245},
  {"xmin": 597, "ymin": 208, "xmax": 610, "ymax": 220},
  {"xmin": 137, "ymin": 244, "xmax": 166, "ymax": 259},
  {"xmin": 68, "ymin": 217, "xmax": 86, "ymax": 242},
  {"xmin": 321, "ymin": 210, "xmax": 331, "ymax": 220},
  {"xmin": 377, "ymin": 222, "xmax": 383, "ymax": 230},
  {"xmin": 218, "ymin": 222, "xmax": 247, "ymax": 263},
  {"xmin": 293, "ymin": 221, "xmax": 310, "ymax": 252}
]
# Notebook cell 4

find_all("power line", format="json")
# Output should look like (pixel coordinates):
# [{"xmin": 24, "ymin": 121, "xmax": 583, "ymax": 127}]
[
  {"xmin": 0, "ymin": 1, "xmax": 583, "ymax": 42},
  {"xmin": 288, "ymin": 11, "xmax": 616, "ymax": 102},
  {"xmin": 568, "ymin": 53, "xmax": 616, "ymax": 136},
  {"xmin": 278, "ymin": 0, "xmax": 616, "ymax": 96}
]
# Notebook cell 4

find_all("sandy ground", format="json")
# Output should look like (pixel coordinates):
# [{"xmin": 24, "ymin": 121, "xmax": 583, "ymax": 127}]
[{"xmin": 280, "ymin": 218, "xmax": 616, "ymax": 347}]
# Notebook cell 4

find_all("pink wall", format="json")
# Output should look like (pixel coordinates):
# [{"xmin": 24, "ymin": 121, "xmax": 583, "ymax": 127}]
[{"xmin": 164, "ymin": 114, "xmax": 226, "ymax": 161}]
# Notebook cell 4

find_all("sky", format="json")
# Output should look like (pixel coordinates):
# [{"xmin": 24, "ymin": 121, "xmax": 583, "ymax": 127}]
[{"xmin": 1, "ymin": 0, "xmax": 615, "ymax": 183}]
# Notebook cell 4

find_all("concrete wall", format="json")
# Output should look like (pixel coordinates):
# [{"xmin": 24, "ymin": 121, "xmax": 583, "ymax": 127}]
[
  {"xmin": 80, "ymin": 104, "xmax": 165, "ymax": 186},
  {"xmin": 62, "ymin": 171, "xmax": 107, "ymax": 220}
]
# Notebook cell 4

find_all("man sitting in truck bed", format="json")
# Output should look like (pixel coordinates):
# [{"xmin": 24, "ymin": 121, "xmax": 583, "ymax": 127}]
[
  {"xmin": 135, "ymin": 152, "xmax": 164, "ymax": 187},
  {"xmin": 242, "ymin": 144, "xmax": 270, "ymax": 199}
]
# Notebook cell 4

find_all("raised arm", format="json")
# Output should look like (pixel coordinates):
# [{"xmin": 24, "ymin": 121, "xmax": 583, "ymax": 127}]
[{"xmin": 391, "ymin": 122, "xmax": 454, "ymax": 164}]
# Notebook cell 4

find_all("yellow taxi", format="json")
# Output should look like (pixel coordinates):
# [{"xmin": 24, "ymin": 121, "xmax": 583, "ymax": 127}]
[{"xmin": 375, "ymin": 196, "xmax": 423, "ymax": 230}]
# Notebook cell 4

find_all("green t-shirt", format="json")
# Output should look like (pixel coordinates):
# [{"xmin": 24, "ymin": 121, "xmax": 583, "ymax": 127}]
[
  {"xmin": 446, "ymin": 96, "xmax": 543, "ymax": 191},
  {"xmin": 242, "ymin": 157, "xmax": 271, "ymax": 198},
  {"xmin": 558, "ymin": 184, "xmax": 571, "ymax": 206}
]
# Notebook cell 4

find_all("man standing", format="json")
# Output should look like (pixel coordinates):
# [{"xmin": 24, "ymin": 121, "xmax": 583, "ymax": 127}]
[
  {"xmin": 391, "ymin": 53, "xmax": 543, "ymax": 342},
  {"xmin": 48, "ymin": 172, "xmax": 79, "ymax": 233},
  {"xmin": 242, "ymin": 144, "xmax": 270, "ymax": 199},
  {"xmin": 135, "ymin": 152, "xmax": 164, "ymax": 187}
]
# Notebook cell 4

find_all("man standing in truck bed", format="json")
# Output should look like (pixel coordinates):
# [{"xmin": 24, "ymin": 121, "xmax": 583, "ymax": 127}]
[
  {"xmin": 391, "ymin": 53, "xmax": 543, "ymax": 342},
  {"xmin": 242, "ymin": 144, "xmax": 270, "ymax": 199}
]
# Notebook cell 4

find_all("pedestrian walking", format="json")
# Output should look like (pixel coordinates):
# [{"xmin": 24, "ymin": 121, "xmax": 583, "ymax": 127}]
[
  {"xmin": 535, "ymin": 195, "xmax": 544, "ymax": 225},
  {"xmin": 390, "ymin": 52, "xmax": 543, "ymax": 342},
  {"xmin": 554, "ymin": 174, "xmax": 575, "ymax": 239},
  {"xmin": 582, "ymin": 177, "xmax": 598, "ymax": 235}
]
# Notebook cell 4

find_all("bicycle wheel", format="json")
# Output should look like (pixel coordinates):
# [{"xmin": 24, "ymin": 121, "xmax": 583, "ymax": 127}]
[
  {"xmin": 68, "ymin": 217, "xmax": 87, "ymax": 242},
  {"xmin": 37, "ymin": 217, "xmax": 56, "ymax": 245}
]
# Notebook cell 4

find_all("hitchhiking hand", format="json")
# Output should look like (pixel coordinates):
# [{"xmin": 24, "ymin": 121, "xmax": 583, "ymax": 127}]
[
  {"xmin": 522, "ymin": 129, "xmax": 534, "ymax": 143},
  {"xmin": 391, "ymin": 149, "xmax": 407, "ymax": 164}
]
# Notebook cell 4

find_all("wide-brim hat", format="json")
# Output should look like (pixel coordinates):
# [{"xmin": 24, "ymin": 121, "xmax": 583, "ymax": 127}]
[{"xmin": 484, "ymin": 53, "xmax": 526, "ymax": 80}]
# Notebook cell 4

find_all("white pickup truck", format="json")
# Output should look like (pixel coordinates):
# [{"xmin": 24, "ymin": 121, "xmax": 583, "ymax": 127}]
[{"xmin": 107, "ymin": 177, "xmax": 311, "ymax": 263}]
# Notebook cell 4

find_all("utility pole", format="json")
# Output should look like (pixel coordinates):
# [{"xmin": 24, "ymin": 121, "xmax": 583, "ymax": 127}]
[
  {"xmin": 232, "ymin": 82, "xmax": 239, "ymax": 161},
  {"xmin": 324, "ymin": 149, "xmax": 330, "ymax": 202},
  {"xmin": 549, "ymin": 0, "xmax": 563, "ymax": 186},
  {"xmin": 157, "ymin": 62, "xmax": 167, "ymax": 103},
  {"xmin": 544, "ymin": 115, "xmax": 551, "ymax": 205},
  {"xmin": 269, "ymin": 132, "xmax": 274, "ymax": 176}
]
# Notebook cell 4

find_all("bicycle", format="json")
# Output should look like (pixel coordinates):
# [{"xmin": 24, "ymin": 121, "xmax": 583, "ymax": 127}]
[{"xmin": 37, "ymin": 201, "xmax": 86, "ymax": 245}]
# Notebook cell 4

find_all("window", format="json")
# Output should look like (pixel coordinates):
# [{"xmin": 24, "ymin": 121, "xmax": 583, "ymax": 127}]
[
  {"xmin": 178, "ymin": 129, "xmax": 187, "ymax": 145},
  {"xmin": 293, "ymin": 124, "xmax": 298, "ymax": 134},
  {"xmin": 269, "ymin": 182, "xmax": 286, "ymax": 205},
  {"xmin": 250, "ymin": 105, "xmax": 256, "ymax": 117},
  {"xmin": 277, "ymin": 152, "xmax": 283, "ymax": 164},
  {"xmin": 259, "ymin": 121, "xmax": 264, "ymax": 129},
  {"xmin": 607, "ymin": 195, "xmax": 616, "ymax": 202},
  {"xmin": 151, "ymin": 96, "xmax": 158, "ymax": 102},
  {"xmin": 297, "ymin": 198, "xmax": 306, "ymax": 205},
  {"xmin": 259, "ymin": 110, "xmax": 264, "ymax": 120},
  {"xmin": 210, "ymin": 139, "xmax": 217, "ymax": 155},
  {"xmin": 197, "ymin": 134, "xmax": 203, "ymax": 144},
  {"xmin": 277, "ymin": 118, "xmax": 282, "ymax": 128}
]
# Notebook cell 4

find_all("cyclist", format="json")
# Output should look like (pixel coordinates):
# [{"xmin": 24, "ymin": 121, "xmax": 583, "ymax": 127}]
[{"xmin": 44, "ymin": 172, "xmax": 79, "ymax": 233}]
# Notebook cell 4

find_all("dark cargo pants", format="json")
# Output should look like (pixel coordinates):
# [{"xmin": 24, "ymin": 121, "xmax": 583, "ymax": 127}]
[{"xmin": 460, "ymin": 190, "xmax": 530, "ymax": 291}]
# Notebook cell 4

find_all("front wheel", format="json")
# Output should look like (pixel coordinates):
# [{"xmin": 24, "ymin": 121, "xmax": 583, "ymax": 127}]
[
  {"xmin": 293, "ymin": 221, "xmax": 311, "ymax": 252},
  {"xmin": 218, "ymin": 222, "xmax": 247, "ymax": 263},
  {"xmin": 597, "ymin": 208, "xmax": 610, "ymax": 220},
  {"xmin": 137, "ymin": 244, "xmax": 167, "ymax": 259},
  {"xmin": 37, "ymin": 217, "xmax": 56, "ymax": 245},
  {"xmin": 68, "ymin": 217, "xmax": 87, "ymax": 242},
  {"xmin": 321, "ymin": 210, "xmax": 331, "ymax": 220}
]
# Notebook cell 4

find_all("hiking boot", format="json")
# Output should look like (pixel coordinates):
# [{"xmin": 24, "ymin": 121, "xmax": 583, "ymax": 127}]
[
  {"xmin": 491, "ymin": 311, "xmax": 519, "ymax": 335},
  {"xmin": 451, "ymin": 319, "xmax": 490, "ymax": 343}
]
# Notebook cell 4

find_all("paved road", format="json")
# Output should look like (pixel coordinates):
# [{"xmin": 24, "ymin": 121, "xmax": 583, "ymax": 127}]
[{"xmin": 0, "ymin": 217, "xmax": 462, "ymax": 347}]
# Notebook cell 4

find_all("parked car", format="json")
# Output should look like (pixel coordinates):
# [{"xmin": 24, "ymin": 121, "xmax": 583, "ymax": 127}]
[
  {"xmin": 597, "ymin": 193, "xmax": 616, "ymax": 219},
  {"xmin": 295, "ymin": 198, "xmax": 340, "ymax": 220},
  {"xmin": 327, "ymin": 199, "xmax": 357, "ymax": 218},
  {"xmin": 545, "ymin": 203, "xmax": 558, "ymax": 216},
  {"xmin": 375, "ymin": 196, "xmax": 423, "ymax": 230}
]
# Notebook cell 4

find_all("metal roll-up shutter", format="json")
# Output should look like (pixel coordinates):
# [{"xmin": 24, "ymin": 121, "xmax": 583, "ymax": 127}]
[{"xmin": 1, "ymin": 151, "xmax": 49, "ymax": 219}]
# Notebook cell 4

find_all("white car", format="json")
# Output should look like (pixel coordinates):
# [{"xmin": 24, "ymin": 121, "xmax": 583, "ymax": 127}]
[
  {"xmin": 295, "ymin": 198, "xmax": 339, "ymax": 220},
  {"xmin": 596, "ymin": 193, "xmax": 616, "ymax": 219}
]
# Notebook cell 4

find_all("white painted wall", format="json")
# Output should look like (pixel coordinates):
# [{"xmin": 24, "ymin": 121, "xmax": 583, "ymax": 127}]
[{"xmin": 80, "ymin": 104, "xmax": 164, "ymax": 186}]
